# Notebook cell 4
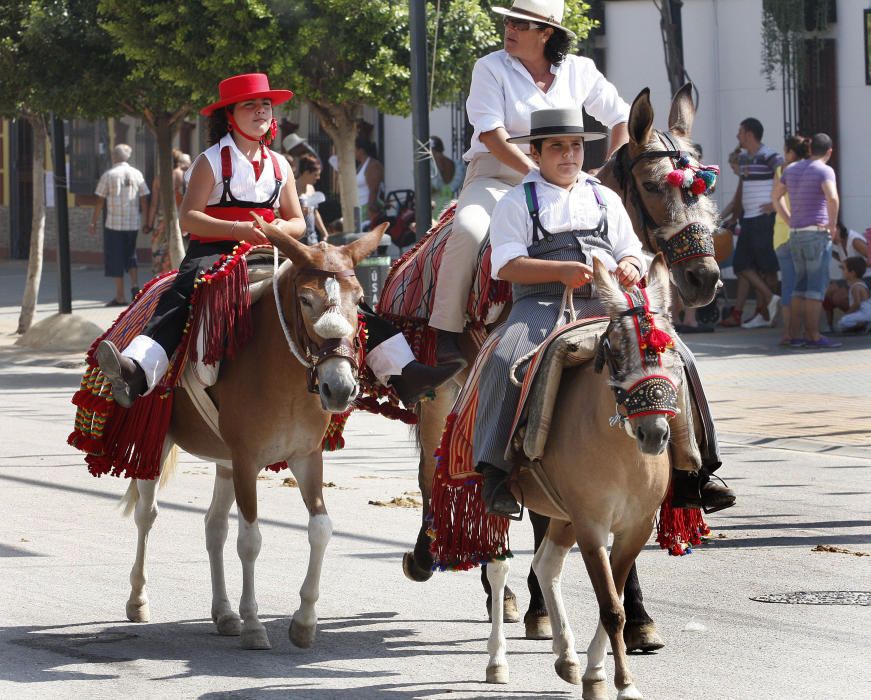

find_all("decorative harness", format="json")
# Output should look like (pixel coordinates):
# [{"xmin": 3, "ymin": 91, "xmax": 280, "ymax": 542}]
[
  {"xmin": 595, "ymin": 286, "xmax": 679, "ymax": 426},
  {"xmin": 272, "ymin": 251, "xmax": 363, "ymax": 395},
  {"xmin": 614, "ymin": 130, "xmax": 716, "ymax": 266}
]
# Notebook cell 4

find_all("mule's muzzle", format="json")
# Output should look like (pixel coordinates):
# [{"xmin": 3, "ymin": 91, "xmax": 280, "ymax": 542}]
[
  {"xmin": 317, "ymin": 356, "xmax": 359, "ymax": 413},
  {"xmin": 671, "ymin": 255, "xmax": 720, "ymax": 308},
  {"xmin": 634, "ymin": 418, "xmax": 670, "ymax": 456}
]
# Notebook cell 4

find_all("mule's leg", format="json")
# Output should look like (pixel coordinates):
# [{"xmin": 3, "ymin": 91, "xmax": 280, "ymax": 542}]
[
  {"xmin": 607, "ymin": 526, "xmax": 655, "ymax": 700},
  {"xmin": 233, "ymin": 462, "xmax": 270, "ymax": 650},
  {"xmin": 623, "ymin": 562, "xmax": 664, "ymax": 653},
  {"xmin": 404, "ymin": 386, "xmax": 457, "ymax": 582},
  {"xmin": 482, "ymin": 564, "xmax": 520, "ymax": 623},
  {"xmin": 126, "ymin": 477, "xmax": 159, "ymax": 623},
  {"xmin": 525, "ymin": 510, "xmax": 552, "ymax": 639},
  {"xmin": 205, "ymin": 464, "xmax": 241, "ymax": 636},
  {"xmin": 531, "ymin": 520, "xmax": 579, "ymax": 684},
  {"xmin": 485, "ymin": 557, "xmax": 511, "ymax": 684},
  {"xmin": 288, "ymin": 453, "xmax": 332, "ymax": 649}
]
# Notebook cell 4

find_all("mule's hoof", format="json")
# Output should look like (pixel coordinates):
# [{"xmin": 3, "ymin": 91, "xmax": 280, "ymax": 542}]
[
  {"xmin": 289, "ymin": 617, "xmax": 317, "ymax": 649},
  {"xmin": 215, "ymin": 612, "xmax": 242, "ymax": 636},
  {"xmin": 624, "ymin": 621, "xmax": 664, "ymax": 653},
  {"xmin": 126, "ymin": 600, "xmax": 150, "ymax": 623},
  {"xmin": 617, "ymin": 683, "xmax": 643, "ymax": 700},
  {"xmin": 582, "ymin": 677, "xmax": 609, "ymax": 700},
  {"xmin": 486, "ymin": 664, "xmax": 509, "ymax": 684},
  {"xmin": 240, "ymin": 627, "xmax": 271, "ymax": 650},
  {"xmin": 524, "ymin": 611, "xmax": 552, "ymax": 640},
  {"xmin": 402, "ymin": 551, "xmax": 433, "ymax": 582},
  {"xmin": 554, "ymin": 658, "xmax": 582, "ymax": 685}
]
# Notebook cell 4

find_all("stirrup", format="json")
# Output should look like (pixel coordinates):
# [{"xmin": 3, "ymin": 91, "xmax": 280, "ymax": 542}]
[{"xmin": 701, "ymin": 472, "xmax": 736, "ymax": 515}]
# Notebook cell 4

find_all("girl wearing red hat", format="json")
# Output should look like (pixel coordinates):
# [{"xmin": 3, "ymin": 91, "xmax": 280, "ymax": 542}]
[
  {"xmin": 94, "ymin": 73, "xmax": 306, "ymax": 404},
  {"xmin": 95, "ymin": 73, "xmax": 455, "ymax": 407}
]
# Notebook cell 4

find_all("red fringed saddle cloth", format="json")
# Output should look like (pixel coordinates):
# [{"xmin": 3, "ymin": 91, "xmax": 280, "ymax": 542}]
[
  {"xmin": 68, "ymin": 243, "xmax": 361, "ymax": 480},
  {"xmin": 427, "ymin": 334, "xmax": 512, "ymax": 571},
  {"xmin": 427, "ymin": 327, "xmax": 710, "ymax": 570},
  {"xmin": 377, "ymin": 206, "xmax": 511, "ymax": 365}
]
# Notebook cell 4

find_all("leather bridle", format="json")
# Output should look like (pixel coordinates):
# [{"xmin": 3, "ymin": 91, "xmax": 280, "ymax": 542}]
[
  {"xmin": 613, "ymin": 130, "xmax": 716, "ymax": 266},
  {"xmin": 277, "ymin": 263, "xmax": 363, "ymax": 395},
  {"xmin": 595, "ymin": 288, "xmax": 679, "ymax": 423}
]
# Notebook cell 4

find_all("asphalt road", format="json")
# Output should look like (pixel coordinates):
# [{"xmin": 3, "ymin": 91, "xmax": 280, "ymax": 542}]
[{"xmin": 1, "ymin": 261, "xmax": 869, "ymax": 699}]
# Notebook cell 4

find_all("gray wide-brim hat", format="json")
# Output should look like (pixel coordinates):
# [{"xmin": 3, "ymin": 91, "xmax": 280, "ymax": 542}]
[
  {"xmin": 492, "ymin": 0, "xmax": 577, "ymax": 39},
  {"xmin": 507, "ymin": 108, "xmax": 607, "ymax": 144}
]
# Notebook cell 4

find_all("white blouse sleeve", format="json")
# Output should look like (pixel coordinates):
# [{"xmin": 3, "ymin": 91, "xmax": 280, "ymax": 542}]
[
  {"xmin": 490, "ymin": 192, "xmax": 532, "ymax": 279},
  {"xmin": 466, "ymin": 57, "xmax": 507, "ymax": 135}
]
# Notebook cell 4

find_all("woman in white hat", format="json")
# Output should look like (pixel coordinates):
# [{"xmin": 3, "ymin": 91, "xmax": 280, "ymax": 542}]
[{"xmin": 429, "ymin": 0, "xmax": 630, "ymax": 366}]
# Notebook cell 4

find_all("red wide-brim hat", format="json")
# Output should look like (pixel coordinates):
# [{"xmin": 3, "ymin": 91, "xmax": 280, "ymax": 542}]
[{"xmin": 200, "ymin": 73, "xmax": 293, "ymax": 116}]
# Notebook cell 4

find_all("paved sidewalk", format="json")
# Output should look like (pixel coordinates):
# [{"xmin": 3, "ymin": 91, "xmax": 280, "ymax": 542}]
[{"xmin": 1, "ymin": 259, "xmax": 869, "ymax": 699}]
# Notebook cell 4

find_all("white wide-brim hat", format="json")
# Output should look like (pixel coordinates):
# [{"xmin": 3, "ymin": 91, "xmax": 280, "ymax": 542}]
[
  {"xmin": 492, "ymin": 0, "xmax": 577, "ymax": 39},
  {"xmin": 507, "ymin": 108, "xmax": 606, "ymax": 143}
]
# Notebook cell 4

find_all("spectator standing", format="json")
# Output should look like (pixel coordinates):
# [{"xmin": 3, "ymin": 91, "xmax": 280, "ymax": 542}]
[
  {"xmin": 429, "ymin": 136, "xmax": 457, "ymax": 217},
  {"xmin": 296, "ymin": 154, "xmax": 329, "ymax": 245},
  {"xmin": 772, "ymin": 132, "xmax": 841, "ymax": 348},
  {"xmin": 89, "ymin": 144, "xmax": 149, "ymax": 306},
  {"xmin": 721, "ymin": 118, "xmax": 783, "ymax": 328},
  {"xmin": 147, "ymin": 149, "xmax": 191, "ymax": 276},
  {"xmin": 772, "ymin": 135, "xmax": 810, "ymax": 344},
  {"xmin": 355, "ymin": 137, "xmax": 385, "ymax": 227}
]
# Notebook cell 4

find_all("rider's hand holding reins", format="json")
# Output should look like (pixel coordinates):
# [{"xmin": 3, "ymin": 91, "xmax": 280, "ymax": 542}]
[
  {"xmin": 558, "ymin": 261, "xmax": 594, "ymax": 288},
  {"xmin": 615, "ymin": 258, "xmax": 642, "ymax": 288}
]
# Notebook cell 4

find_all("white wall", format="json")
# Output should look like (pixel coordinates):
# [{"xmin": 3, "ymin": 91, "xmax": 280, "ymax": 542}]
[
  {"xmin": 604, "ymin": 0, "xmax": 784, "ymax": 212},
  {"xmin": 836, "ymin": 0, "xmax": 871, "ymax": 230},
  {"xmin": 383, "ymin": 106, "xmax": 455, "ymax": 195}
]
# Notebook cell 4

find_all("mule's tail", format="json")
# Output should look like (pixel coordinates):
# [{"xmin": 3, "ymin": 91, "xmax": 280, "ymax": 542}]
[{"xmin": 120, "ymin": 442, "xmax": 179, "ymax": 517}]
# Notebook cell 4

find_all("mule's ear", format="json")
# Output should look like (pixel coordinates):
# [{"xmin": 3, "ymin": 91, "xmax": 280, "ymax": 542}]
[
  {"xmin": 252, "ymin": 212, "xmax": 314, "ymax": 268},
  {"xmin": 645, "ymin": 253, "xmax": 672, "ymax": 310},
  {"xmin": 668, "ymin": 82, "xmax": 695, "ymax": 138},
  {"xmin": 343, "ymin": 223, "xmax": 388, "ymax": 266},
  {"xmin": 629, "ymin": 88, "xmax": 654, "ymax": 146},
  {"xmin": 593, "ymin": 256, "xmax": 625, "ymax": 313}
]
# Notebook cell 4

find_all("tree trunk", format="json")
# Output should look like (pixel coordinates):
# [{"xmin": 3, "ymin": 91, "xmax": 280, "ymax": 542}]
[
  {"xmin": 154, "ymin": 114, "xmax": 185, "ymax": 268},
  {"xmin": 309, "ymin": 101, "xmax": 359, "ymax": 233},
  {"xmin": 17, "ymin": 115, "xmax": 47, "ymax": 334}
]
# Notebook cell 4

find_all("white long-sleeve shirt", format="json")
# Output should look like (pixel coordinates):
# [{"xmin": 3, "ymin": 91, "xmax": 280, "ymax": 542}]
[
  {"xmin": 464, "ymin": 51, "xmax": 630, "ymax": 161},
  {"xmin": 489, "ymin": 169, "xmax": 646, "ymax": 280}
]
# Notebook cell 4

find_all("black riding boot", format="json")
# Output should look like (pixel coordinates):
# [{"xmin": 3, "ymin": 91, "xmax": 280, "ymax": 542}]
[
  {"xmin": 435, "ymin": 330, "xmax": 466, "ymax": 367},
  {"xmin": 476, "ymin": 462, "xmax": 520, "ymax": 518},
  {"xmin": 96, "ymin": 340, "xmax": 147, "ymax": 409},
  {"xmin": 389, "ymin": 360, "xmax": 463, "ymax": 406},
  {"xmin": 671, "ymin": 467, "xmax": 735, "ymax": 514}
]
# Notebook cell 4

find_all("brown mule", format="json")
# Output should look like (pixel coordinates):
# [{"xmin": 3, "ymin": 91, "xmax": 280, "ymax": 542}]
[
  {"xmin": 483, "ymin": 256, "xmax": 676, "ymax": 699},
  {"xmin": 121, "ymin": 221, "xmax": 386, "ymax": 651}
]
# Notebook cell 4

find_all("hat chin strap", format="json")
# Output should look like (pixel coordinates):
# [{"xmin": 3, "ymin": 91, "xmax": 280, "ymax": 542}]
[{"xmin": 227, "ymin": 112, "xmax": 277, "ymax": 146}]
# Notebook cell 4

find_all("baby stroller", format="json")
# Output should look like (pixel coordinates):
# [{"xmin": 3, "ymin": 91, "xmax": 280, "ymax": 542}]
[{"xmin": 369, "ymin": 189, "xmax": 416, "ymax": 248}]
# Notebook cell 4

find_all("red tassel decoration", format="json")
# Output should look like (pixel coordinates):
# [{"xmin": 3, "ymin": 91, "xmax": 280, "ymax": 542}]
[{"xmin": 644, "ymin": 326, "xmax": 673, "ymax": 353}]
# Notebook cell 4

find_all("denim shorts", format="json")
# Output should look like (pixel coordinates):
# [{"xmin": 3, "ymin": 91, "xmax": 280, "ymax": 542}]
[
  {"xmin": 775, "ymin": 243, "xmax": 796, "ymax": 306},
  {"xmin": 789, "ymin": 229, "xmax": 831, "ymax": 301}
]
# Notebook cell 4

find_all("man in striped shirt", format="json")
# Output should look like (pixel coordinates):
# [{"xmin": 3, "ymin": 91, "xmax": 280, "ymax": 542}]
[{"xmin": 722, "ymin": 118, "xmax": 783, "ymax": 328}]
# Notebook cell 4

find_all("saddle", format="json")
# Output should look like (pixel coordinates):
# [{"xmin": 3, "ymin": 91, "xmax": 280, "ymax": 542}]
[{"xmin": 506, "ymin": 317, "xmax": 610, "ymax": 465}]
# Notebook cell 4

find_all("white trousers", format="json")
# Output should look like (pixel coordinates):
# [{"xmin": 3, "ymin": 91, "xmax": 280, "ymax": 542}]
[{"xmin": 428, "ymin": 154, "xmax": 524, "ymax": 333}]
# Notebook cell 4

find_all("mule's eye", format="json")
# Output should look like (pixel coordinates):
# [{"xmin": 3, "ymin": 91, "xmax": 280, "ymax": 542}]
[
  {"xmin": 643, "ymin": 182, "xmax": 660, "ymax": 193},
  {"xmin": 300, "ymin": 297, "xmax": 313, "ymax": 308}
]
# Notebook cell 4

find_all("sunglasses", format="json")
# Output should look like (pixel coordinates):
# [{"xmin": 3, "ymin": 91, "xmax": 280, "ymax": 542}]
[{"xmin": 503, "ymin": 16, "xmax": 544, "ymax": 31}]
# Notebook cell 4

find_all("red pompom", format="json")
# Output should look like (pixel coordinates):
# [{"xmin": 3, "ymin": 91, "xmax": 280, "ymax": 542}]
[
  {"xmin": 644, "ymin": 326, "xmax": 673, "ymax": 353},
  {"xmin": 666, "ymin": 170, "xmax": 685, "ymax": 187},
  {"xmin": 690, "ymin": 177, "xmax": 707, "ymax": 195}
]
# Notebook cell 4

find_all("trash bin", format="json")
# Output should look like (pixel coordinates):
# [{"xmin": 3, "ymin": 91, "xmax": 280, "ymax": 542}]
[
  {"xmin": 331, "ymin": 231, "xmax": 397, "ymax": 307},
  {"xmin": 356, "ymin": 247, "xmax": 393, "ymax": 307}
]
